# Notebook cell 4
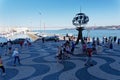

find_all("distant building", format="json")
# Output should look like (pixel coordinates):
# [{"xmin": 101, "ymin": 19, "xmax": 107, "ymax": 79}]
[
  {"xmin": 0, "ymin": 27, "xmax": 30, "ymax": 37},
  {"xmin": 13, "ymin": 27, "xmax": 30, "ymax": 33}
]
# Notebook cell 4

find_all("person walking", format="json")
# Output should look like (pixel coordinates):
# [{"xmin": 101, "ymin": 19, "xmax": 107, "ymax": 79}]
[
  {"xmin": 56, "ymin": 46, "xmax": 63, "ymax": 62},
  {"xmin": 19, "ymin": 41, "xmax": 24, "ymax": 48},
  {"xmin": 0, "ymin": 56, "xmax": 6, "ymax": 76},
  {"xmin": 24, "ymin": 39, "xmax": 28, "ymax": 47},
  {"xmin": 7, "ymin": 41, "xmax": 12, "ymax": 55},
  {"xmin": 82, "ymin": 42, "xmax": 87, "ymax": 54},
  {"xmin": 85, "ymin": 42, "xmax": 93, "ymax": 66},
  {"xmin": 117, "ymin": 38, "xmax": 120, "ymax": 45},
  {"xmin": 70, "ymin": 41, "xmax": 75, "ymax": 54},
  {"xmin": 42, "ymin": 37, "xmax": 45, "ymax": 43},
  {"xmin": 12, "ymin": 48, "xmax": 21, "ymax": 66},
  {"xmin": 109, "ymin": 42, "xmax": 113, "ymax": 49}
]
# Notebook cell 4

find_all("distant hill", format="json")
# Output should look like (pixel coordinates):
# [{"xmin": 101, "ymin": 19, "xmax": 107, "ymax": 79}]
[
  {"xmin": 87, "ymin": 25, "xmax": 120, "ymax": 30},
  {"xmin": 61, "ymin": 25, "xmax": 120, "ymax": 30},
  {"xmin": 60, "ymin": 28, "xmax": 75, "ymax": 30}
]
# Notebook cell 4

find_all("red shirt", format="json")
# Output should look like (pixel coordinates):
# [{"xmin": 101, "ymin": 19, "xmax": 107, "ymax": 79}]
[{"xmin": 87, "ymin": 48, "xmax": 92, "ymax": 57}]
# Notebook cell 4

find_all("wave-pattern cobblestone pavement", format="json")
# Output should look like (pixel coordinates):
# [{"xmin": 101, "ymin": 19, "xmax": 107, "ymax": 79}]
[{"xmin": 0, "ymin": 40, "xmax": 120, "ymax": 80}]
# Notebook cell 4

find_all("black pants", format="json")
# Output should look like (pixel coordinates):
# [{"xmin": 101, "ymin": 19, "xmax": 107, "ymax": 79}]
[
  {"xmin": 0, "ymin": 66, "xmax": 5, "ymax": 73},
  {"xmin": 14, "ymin": 56, "xmax": 20, "ymax": 64},
  {"xmin": 71, "ymin": 48, "xmax": 74, "ymax": 53}
]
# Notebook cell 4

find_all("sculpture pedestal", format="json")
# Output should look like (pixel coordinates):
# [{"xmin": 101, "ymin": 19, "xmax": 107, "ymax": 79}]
[{"xmin": 75, "ymin": 27, "xmax": 84, "ymax": 45}]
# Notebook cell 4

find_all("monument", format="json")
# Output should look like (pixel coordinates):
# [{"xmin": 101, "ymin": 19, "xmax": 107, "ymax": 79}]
[{"xmin": 72, "ymin": 12, "xmax": 89, "ymax": 44}]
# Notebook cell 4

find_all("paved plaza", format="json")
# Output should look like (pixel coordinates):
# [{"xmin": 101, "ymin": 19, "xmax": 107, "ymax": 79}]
[{"xmin": 0, "ymin": 40, "xmax": 120, "ymax": 80}]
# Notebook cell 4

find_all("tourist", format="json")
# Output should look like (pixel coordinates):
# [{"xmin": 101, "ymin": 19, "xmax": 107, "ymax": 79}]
[
  {"xmin": 63, "ymin": 36, "xmax": 65, "ymax": 41},
  {"xmin": 65, "ymin": 44, "xmax": 71, "ymax": 54},
  {"xmin": 109, "ymin": 42, "xmax": 113, "ymax": 49},
  {"xmin": 19, "ymin": 40, "xmax": 24, "ymax": 48},
  {"xmin": 92, "ymin": 37, "xmax": 95, "ymax": 43},
  {"xmin": 26, "ymin": 39, "xmax": 31, "ymax": 46},
  {"xmin": 114, "ymin": 36, "xmax": 117, "ymax": 43},
  {"xmin": 63, "ymin": 43, "xmax": 70, "ymax": 58},
  {"xmin": 70, "ymin": 41, "xmax": 75, "ymax": 54},
  {"xmin": 82, "ymin": 42, "xmax": 87, "ymax": 54},
  {"xmin": 42, "ymin": 37, "xmax": 45, "ymax": 43},
  {"xmin": 85, "ymin": 42, "xmax": 93, "ymax": 66},
  {"xmin": 92, "ymin": 43, "xmax": 97, "ymax": 54},
  {"xmin": 28, "ymin": 41, "xmax": 31, "ymax": 46},
  {"xmin": 102, "ymin": 37, "xmax": 105, "ymax": 44},
  {"xmin": 56, "ymin": 46, "xmax": 63, "ymax": 62},
  {"xmin": 12, "ymin": 48, "xmax": 21, "ymax": 66},
  {"xmin": 7, "ymin": 41, "xmax": 12, "ymax": 55},
  {"xmin": 117, "ymin": 38, "xmax": 120, "ymax": 45},
  {"xmin": 66, "ymin": 33, "xmax": 69, "ymax": 37},
  {"xmin": 105, "ymin": 37, "xmax": 108, "ymax": 43},
  {"xmin": 109, "ymin": 36, "xmax": 112, "ymax": 42},
  {"xmin": 87, "ymin": 37, "xmax": 90, "ymax": 42},
  {"xmin": 0, "ymin": 56, "xmax": 6, "ymax": 76},
  {"xmin": 96, "ymin": 37, "xmax": 100, "ymax": 45},
  {"xmin": 24, "ymin": 39, "xmax": 28, "ymax": 47},
  {"xmin": 92, "ymin": 37, "xmax": 96, "ymax": 46}
]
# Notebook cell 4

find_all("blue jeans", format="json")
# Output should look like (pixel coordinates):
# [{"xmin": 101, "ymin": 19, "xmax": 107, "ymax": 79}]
[{"xmin": 14, "ymin": 56, "xmax": 20, "ymax": 64}]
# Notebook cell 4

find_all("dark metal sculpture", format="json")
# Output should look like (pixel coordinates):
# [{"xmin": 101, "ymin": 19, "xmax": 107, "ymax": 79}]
[{"xmin": 72, "ymin": 12, "xmax": 89, "ymax": 44}]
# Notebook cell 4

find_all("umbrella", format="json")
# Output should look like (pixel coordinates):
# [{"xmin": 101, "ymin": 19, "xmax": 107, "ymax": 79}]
[{"xmin": 0, "ymin": 37, "xmax": 8, "ymax": 43}]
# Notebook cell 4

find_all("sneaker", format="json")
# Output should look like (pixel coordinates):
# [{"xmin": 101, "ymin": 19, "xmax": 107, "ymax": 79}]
[{"xmin": 2, "ymin": 73, "xmax": 6, "ymax": 76}]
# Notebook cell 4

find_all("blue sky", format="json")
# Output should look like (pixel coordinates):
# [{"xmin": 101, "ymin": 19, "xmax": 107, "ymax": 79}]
[{"xmin": 0, "ymin": 0, "xmax": 120, "ymax": 30}]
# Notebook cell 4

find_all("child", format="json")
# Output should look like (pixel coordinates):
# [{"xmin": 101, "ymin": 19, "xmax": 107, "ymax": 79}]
[
  {"xmin": 0, "ymin": 56, "xmax": 6, "ymax": 76},
  {"xmin": 12, "ymin": 48, "xmax": 21, "ymax": 66},
  {"xmin": 7, "ymin": 41, "xmax": 12, "ymax": 55}
]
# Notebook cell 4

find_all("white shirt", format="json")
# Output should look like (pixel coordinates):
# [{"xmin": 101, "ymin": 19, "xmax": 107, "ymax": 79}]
[{"xmin": 12, "ymin": 50, "xmax": 19, "ymax": 57}]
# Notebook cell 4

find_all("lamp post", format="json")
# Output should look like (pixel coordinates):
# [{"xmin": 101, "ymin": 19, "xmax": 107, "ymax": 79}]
[
  {"xmin": 43, "ymin": 22, "xmax": 45, "ymax": 33},
  {"xmin": 39, "ymin": 12, "xmax": 41, "ymax": 33},
  {"xmin": 72, "ymin": 12, "xmax": 89, "ymax": 45}
]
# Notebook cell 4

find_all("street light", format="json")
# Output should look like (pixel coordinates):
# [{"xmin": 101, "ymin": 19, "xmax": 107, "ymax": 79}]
[
  {"xmin": 39, "ymin": 12, "xmax": 42, "ymax": 30},
  {"xmin": 43, "ymin": 22, "xmax": 45, "ymax": 33}
]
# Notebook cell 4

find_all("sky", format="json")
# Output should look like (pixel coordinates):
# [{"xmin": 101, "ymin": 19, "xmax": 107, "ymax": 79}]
[{"xmin": 0, "ymin": 0, "xmax": 120, "ymax": 30}]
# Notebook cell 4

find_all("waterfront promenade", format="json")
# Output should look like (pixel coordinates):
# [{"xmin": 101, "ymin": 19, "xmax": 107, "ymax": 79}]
[{"xmin": 0, "ymin": 40, "xmax": 120, "ymax": 80}]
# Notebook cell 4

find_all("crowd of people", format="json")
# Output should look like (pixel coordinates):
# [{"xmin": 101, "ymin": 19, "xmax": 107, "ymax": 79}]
[
  {"xmin": 0, "ymin": 35, "xmax": 120, "ymax": 76},
  {"xmin": 56, "ymin": 35, "xmax": 120, "ymax": 66},
  {"xmin": 56, "ymin": 40, "xmax": 75, "ymax": 62},
  {"xmin": 82, "ymin": 36, "xmax": 120, "ymax": 66}
]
